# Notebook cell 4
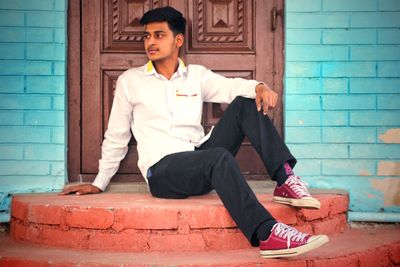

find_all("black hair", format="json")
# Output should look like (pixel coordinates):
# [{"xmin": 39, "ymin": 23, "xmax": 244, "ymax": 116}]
[{"xmin": 140, "ymin": 6, "xmax": 186, "ymax": 36}]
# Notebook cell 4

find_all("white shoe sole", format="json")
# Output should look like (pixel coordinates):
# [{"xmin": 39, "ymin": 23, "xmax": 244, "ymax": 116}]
[
  {"xmin": 260, "ymin": 234, "xmax": 329, "ymax": 258},
  {"xmin": 273, "ymin": 196, "xmax": 321, "ymax": 209}
]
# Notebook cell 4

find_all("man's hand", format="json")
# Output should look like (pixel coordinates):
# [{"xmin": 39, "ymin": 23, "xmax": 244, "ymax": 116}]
[
  {"xmin": 59, "ymin": 183, "xmax": 102, "ymax": 196},
  {"xmin": 255, "ymin": 83, "xmax": 278, "ymax": 115}
]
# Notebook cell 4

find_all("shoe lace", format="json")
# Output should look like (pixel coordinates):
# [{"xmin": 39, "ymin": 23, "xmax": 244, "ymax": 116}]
[
  {"xmin": 273, "ymin": 222, "xmax": 308, "ymax": 248},
  {"xmin": 286, "ymin": 175, "xmax": 311, "ymax": 197}
]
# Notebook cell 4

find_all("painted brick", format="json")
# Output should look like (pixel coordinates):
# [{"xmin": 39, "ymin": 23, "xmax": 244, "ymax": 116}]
[
  {"xmin": 350, "ymin": 144, "xmax": 400, "ymax": 159},
  {"xmin": 0, "ymin": 44, "xmax": 24, "ymax": 59},
  {"xmin": 53, "ymin": 95, "xmax": 65, "ymax": 110},
  {"xmin": 285, "ymin": 127, "xmax": 321, "ymax": 143},
  {"xmin": 0, "ymin": 61, "xmax": 52, "ymax": 75},
  {"xmin": 53, "ymin": 62, "xmax": 65, "ymax": 75},
  {"xmin": 55, "ymin": 0, "xmax": 66, "ymax": 11},
  {"xmin": 0, "ymin": 176, "xmax": 64, "ymax": 192},
  {"xmin": 0, "ymin": 161, "xmax": 49, "ymax": 175},
  {"xmin": 323, "ymin": 29, "xmax": 376, "ymax": 44},
  {"xmin": 292, "ymin": 159, "xmax": 321, "ymax": 175},
  {"xmin": 286, "ymin": 0, "xmax": 321, "ymax": 12},
  {"xmin": 287, "ymin": 144, "xmax": 348, "ymax": 159},
  {"xmin": 322, "ymin": 95, "xmax": 376, "ymax": 110},
  {"xmin": 377, "ymin": 128, "xmax": 400, "ymax": 143},
  {"xmin": 54, "ymin": 29, "xmax": 65, "ymax": 43},
  {"xmin": 351, "ymin": 12, "xmax": 400, "ymax": 27},
  {"xmin": 0, "ymin": 111, "xmax": 23, "ymax": 125},
  {"xmin": 24, "ymin": 144, "xmax": 64, "ymax": 160},
  {"xmin": 378, "ymin": 29, "xmax": 400, "ymax": 44},
  {"xmin": 287, "ymin": 45, "xmax": 348, "ymax": 61},
  {"xmin": 0, "ymin": 95, "xmax": 51, "ymax": 110},
  {"xmin": 377, "ymin": 161, "xmax": 400, "ymax": 175},
  {"xmin": 0, "ymin": 126, "xmax": 51, "ymax": 143},
  {"xmin": 0, "ymin": 11, "xmax": 24, "ymax": 26},
  {"xmin": 286, "ymin": 62, "xmax": 321, "ymax": 78},
  {"xmin": 65, "ymin": 208, "xmax": 114, "ymax": 229},
  {"xmin": 26, "ymin": 28, "xmax": 53, "ymax": 43},
  {"xmin": 0, "ymin": 145, "xmax": 23, "ymax": 160},
  {"xmin": 321, "ymin": 111, "xmax": 349, "ymax": 126},
  {"xmin": 26, "ymin": 12, "xmax": 65, "ymax": 28},
  {"xmin": 377, "ymin": 95, "xmax": 400, "ymax": 109},
  {"xmin": 378, "ymin": 62, "xmax": 400, "ymax": 77},
  {"xmin": 52, "ymin": 127, "xmax": 65, "ymax": 144},
  {"xmin": 379, "ymin": 0, "xmax": 400, "ymax": 10},
  {"xmin": 286, "ymin": 13, "xmax": 349, "ymax": 28},
  {"xmin": 0, "ymin": 0, "xmax": 53, "ymax": 10},
  {"xmin": 285, "ymin": 95, "xmax": 321, "ymax": 110},
  {"xmin": 351, "ymin": 45, "xmax": 400, "ymax": 61},
  {"xmin": 0, "ymin": 27, "xmax": 25, "ymax": 42},
  {"xmin": 322, "ymin": 62, "xmax": 376, "ymax": 77},
  {"xmin": 350, "ymin": 111, "xmax": 400, "ymax": 126},
  {"xmin": 285, "ymin": 78, "xmax": 320, "ymax": 94},
  {"xmin": 322, "ymin": 127, "xmax": 376, "ymax": 143},
  {"xmin": 26, "ymin": 76, "xmax": 65, "ymax": 94},
  {"xmin": 26, "ymin": 44, "xmax": 65, "ymax": 60},
  {"xmin": 285, "ymin": 111, "xmax": 321, "ymax": 126},
  {"xmin": 323, "ymin": 0, "xmax": 377, "ymax": 11},
  {"xmin": 322, "ymin": 78, "xmax": 348, "ymax": 94},
  {"xmin": 51, "ymin": 162, "xmax": 65, "ymax": 176},
  {"xmin": 24, "ymin": 111, "xmax": 64, "ymax": 126},
  {"xmin": 350, "ymin": 78, "xmax": 400, "ymax": 94},
  {"xmin": 0, "ymin": 76, "xmax": 24, "ymax": 93},
  {"xmin": 286, "ymin": 29, "xmax": 321, "ymax": 44}
]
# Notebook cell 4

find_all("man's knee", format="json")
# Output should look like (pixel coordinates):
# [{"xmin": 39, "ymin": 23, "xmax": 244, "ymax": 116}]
[{"xmin": 230, "ymin": 96, "xmax": 256, "ymax": 110}]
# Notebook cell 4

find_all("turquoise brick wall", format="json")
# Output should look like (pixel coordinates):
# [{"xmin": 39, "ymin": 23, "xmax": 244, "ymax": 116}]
[
  {"xmin": 285, "ymin": 0, "xmax": 400, "ymax": 214},
  {"xmin": 0, "ymin": 0, "xmax": 66, "ymax": 221}
]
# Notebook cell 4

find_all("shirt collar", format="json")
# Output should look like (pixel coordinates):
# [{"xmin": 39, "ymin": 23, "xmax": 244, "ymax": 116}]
[{"xmin": 144, "ymin": 58, "xmax": 187, "ymax": 77}]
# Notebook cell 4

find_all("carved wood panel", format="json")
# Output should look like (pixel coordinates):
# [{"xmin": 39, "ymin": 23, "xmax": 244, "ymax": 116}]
[
  {"xmin": 103, "ymin": 0, "xmax": 170, "ymax": 52},
  {"xmin": 188, "ymin": 0, "xmax": 253, "ymax": 53}
]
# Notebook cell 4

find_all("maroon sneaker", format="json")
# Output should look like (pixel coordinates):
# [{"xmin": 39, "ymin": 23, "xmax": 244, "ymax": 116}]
[
  {"xmin": 273, "ymin": 175, "xmax": 321, "ymax": 209},
  {"xmin": 260, "ymin": 222, "xmax": 329, "ymax": 258}
]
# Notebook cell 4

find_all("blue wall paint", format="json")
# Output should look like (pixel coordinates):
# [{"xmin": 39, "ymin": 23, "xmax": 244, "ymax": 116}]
[
  {"xmin": 285, "ymin": 0, "xmax": 400, "ymax": 213},
  {"xmin": 0, "ymin": 0, "xmax": 66, "ymax": 220}
]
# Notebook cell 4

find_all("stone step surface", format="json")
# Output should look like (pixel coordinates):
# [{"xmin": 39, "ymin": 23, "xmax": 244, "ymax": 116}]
[
  {"xmin": 1, "ymin": 225, "xmax": 399, "ymax": 267},
  {"xmin": 10, "ymin": 192, "xmax": 348, "ymax": 252}
]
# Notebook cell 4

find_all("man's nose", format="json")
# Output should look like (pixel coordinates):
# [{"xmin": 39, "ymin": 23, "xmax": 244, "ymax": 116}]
[{"xmin": 147, "ymin": 36, "xmax": 156, "ymax": 45}]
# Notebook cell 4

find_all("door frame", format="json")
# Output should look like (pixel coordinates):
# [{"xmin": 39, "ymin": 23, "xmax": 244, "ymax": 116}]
[{"xmin": 67, "ymin": 0, "xmax": 285, "ymax": 183}]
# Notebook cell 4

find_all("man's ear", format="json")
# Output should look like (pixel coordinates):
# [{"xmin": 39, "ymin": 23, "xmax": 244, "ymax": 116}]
[{"xmin": 175, "ymin": 33, "xmax": 184, "ymax": 48}]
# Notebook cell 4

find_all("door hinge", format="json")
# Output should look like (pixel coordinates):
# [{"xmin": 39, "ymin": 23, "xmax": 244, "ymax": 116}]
[{"xmin": 271, "ymin": 7, "xmax": 283, "ymax": 32}]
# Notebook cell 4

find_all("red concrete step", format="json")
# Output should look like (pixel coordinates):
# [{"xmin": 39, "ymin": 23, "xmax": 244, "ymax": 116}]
[
  {"xmin": 1, "ymin": 226, "xmax": 399, "ymax": 267},
  {"xmin": 10, "ymin": 192, "xmax": 348, "ymax": 252}
]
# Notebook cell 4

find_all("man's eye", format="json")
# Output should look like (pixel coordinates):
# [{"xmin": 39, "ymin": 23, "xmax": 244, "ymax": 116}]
[
  {"xmin": 156, "ymin": 34, "xmax": 163, "ymax": 38},
  {"xmin": 143, "ymin": 34, "xmax": 150, "ymax": 39}
]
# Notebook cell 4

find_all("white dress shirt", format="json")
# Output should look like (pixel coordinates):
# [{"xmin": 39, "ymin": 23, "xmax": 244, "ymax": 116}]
[{"xmin": 92, "ymin": 59, "xmax": 261, "ymax": 191}]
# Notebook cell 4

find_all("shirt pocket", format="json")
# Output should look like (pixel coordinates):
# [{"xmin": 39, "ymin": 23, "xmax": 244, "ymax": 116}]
[{"xmin": 173, "ymin": 89, "xmax": 202, "ymax": 125}]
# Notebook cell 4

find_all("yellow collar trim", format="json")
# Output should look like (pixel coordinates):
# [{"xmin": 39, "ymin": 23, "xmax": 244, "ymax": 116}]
[{"xmin": 145, "ymin": 58, "xmax": 186, "ymax": 74}]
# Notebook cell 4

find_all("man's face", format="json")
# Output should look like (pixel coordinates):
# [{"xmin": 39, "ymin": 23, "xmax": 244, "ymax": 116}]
[{"xmin": 143, "ymin": 22, "xmax": 183, "ymax": 62}]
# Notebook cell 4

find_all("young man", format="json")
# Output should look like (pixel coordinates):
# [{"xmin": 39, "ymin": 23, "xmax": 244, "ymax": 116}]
[{"xmin": 61, "ymin": 6, "xmax": 329, "ymax": 258}]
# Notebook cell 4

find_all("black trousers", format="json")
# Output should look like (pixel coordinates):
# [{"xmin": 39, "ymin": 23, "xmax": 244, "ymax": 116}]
[{"xmin": 148, "ymin": 96, "xmax": 296, "ymax": 246}]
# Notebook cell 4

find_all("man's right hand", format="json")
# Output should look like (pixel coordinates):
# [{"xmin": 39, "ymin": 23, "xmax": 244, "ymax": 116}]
[{"xmin": 59, "ymin": 183, "xmax": 102, "ymax": 196}]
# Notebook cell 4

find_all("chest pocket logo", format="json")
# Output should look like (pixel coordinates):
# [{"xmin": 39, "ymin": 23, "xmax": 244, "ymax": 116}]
[{"xmin": 173, "ymin": 89, "xmax": 201, "ymax": 125}]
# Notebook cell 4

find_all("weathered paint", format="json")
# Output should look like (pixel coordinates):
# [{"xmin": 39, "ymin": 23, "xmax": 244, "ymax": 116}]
[
  {"xmin": 378, "ymin": 161, "xmax": 400, "ymax": 176},
  {"xmin": 370, "ymin": 178, "xmax": 400, "ymax": 206},
  {"xmin": 379, "ymin": 128, "xmax": 400, "ymax": 144}
]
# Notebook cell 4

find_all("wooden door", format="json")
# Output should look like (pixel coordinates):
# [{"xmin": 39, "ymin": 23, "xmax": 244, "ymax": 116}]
[{"xmin": 68, "ymin": 0, "xmax": 284, "ymax": 183}]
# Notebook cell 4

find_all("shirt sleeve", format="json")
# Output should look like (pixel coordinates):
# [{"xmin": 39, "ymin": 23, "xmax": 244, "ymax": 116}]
[
  {"xmin": 92, "ymin": 75, "xmax": 134, "ymax": 191},
  {"xmin": 201, "ymin": 68, "xmax": 261, "ymax": 103}
]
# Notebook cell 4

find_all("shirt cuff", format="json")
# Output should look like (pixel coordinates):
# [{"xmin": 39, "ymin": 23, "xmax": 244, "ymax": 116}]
[
  {"xmin": 92, "ymin": 172, "xmax": 111, "ymax": 192},
  {"xmin": 246, "ymin": 80, "xmax": 262, "ymax": 98}
]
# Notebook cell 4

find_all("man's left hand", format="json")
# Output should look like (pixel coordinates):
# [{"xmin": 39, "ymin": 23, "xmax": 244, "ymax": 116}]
[{"xmin": 255, "ymin": 83, "xmax": 278, "ymax": 115}]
